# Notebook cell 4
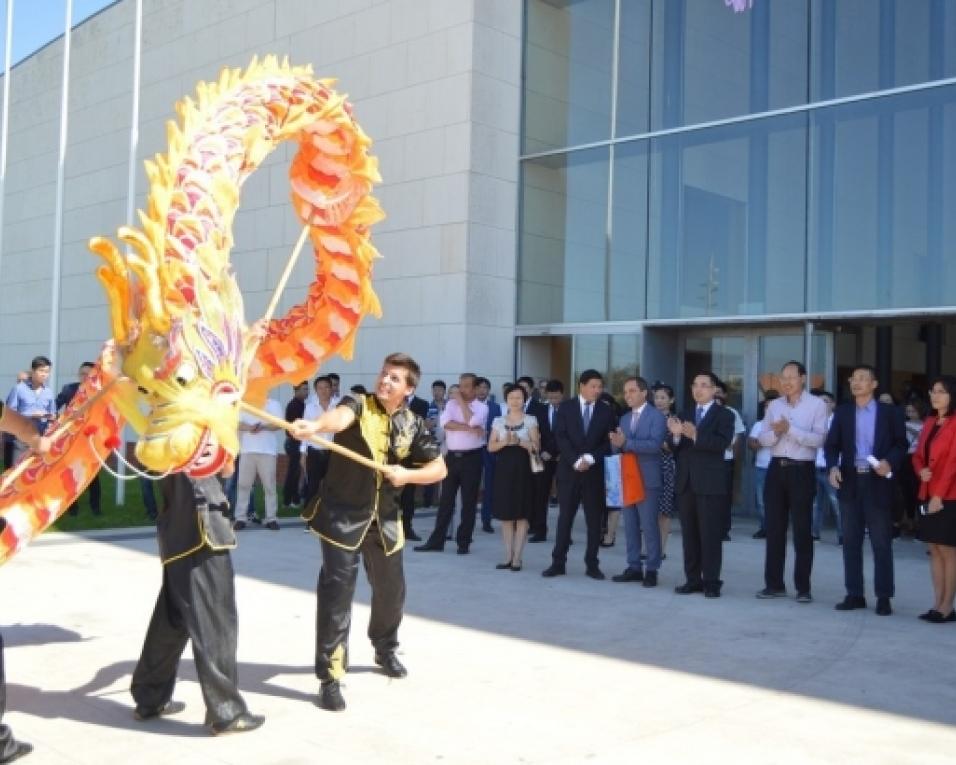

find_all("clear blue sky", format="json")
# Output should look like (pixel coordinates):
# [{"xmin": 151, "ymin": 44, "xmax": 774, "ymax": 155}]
[{"xmin": 1, "ymin": 0, "xmax": 115, "ymax": 66}]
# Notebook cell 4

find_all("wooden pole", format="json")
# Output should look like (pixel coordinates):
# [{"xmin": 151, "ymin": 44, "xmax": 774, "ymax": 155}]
[
  {"xmin": 239, "ymin": 401, "xmax": 387, "ymax": 474},
  {"xmin": 262, "ymin": 224, "xmax": 311, "ymax": 324}
]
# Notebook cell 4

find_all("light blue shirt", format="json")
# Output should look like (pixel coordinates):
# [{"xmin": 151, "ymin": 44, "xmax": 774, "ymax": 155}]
[
  {"xmin": 854, "ymin": 398, "xmax": 877, "ymax": 468},
  {"xmin": 6, "ymin": 380, "xmax": 55, "ymax": 434}
]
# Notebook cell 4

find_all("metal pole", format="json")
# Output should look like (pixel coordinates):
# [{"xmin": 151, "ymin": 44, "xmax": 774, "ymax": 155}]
[
  {"xmin": 0, "ymin": 0, "xmax": 15, "ymax": 289},
  {"xmin": 49, "ymin": 0, "xmax": 74, "ymax": 391},
  {"xmin": 116, "ymin": 0, "xmax": 143, "ymax": 507}
]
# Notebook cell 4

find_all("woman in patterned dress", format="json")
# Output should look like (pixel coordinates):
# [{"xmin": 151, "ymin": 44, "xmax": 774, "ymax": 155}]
[{"xmin": 653, "ymin": 384, "xmax": 678, "ymax": 559}]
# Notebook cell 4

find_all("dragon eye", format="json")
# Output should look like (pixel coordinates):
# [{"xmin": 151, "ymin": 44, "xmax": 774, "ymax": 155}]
[{"xmin": 175, "ymin": 362, "xmax": 197, "ymax": 387}]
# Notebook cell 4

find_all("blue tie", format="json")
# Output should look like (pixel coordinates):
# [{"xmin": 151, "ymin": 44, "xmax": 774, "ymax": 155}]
[
  {"xmin": 583, "ymin": 403, "xmax": 592, "ymax": 431},
  {"xmin": 695, "ymin": 406, "xmax": 704, "ymax": 426}
]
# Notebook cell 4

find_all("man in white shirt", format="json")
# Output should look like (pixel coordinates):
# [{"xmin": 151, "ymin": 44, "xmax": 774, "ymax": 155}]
[
  {"xmin": 234, "ymin": 397, "xmax": 283, "ymax": 531},
  {"xmin": 715, "ymin": 380, "xmax": 746, "ymax": 541},
  {"xmin": 302, "ymin": 376, "xmax": 336, "ymax": 507}
]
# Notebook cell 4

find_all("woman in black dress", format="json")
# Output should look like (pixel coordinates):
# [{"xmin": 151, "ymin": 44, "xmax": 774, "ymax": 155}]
[
  {"xmin": 912, "ymin": 376, "xmax": 956, "ymax": 623},
  {"xmin": 652, "ymin": 384, "xmax": 678, "ymax": 559},
  {"xmin": 487, "ymin": 384, "xmax": 539, "ymax": 571}
]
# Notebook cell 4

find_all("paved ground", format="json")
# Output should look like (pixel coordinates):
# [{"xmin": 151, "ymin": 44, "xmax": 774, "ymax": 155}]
[{"xmin": 2, "ymin": 510, "xmax": 955, "ymax": 764}]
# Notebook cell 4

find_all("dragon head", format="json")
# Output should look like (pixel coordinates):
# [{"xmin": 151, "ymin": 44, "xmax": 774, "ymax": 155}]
[{"xmin": 91, "ymin": 224, "xmax": 248, "ymax": 479}]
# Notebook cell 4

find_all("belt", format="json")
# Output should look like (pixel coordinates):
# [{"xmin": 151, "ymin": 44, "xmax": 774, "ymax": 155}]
[
  {"xmin": 855, "ymin": 465, "xmax": 872, "ymax": 474},
  {"xmin": 772, "ymin": 457, "xmax": 814, "ymax": 468},
  {"xmin": 448, "ymin": 448, "xmax": 482, "ymax": 458}
]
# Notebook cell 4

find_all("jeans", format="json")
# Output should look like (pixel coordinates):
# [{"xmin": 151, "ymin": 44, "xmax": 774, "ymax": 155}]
[
  {"xmin": 753, "ymin": 466, "xmax": 767, "ymax": 531},
  {"xmin": 813, "ymin": 468, "xmax": 842, "ymax": 538}
]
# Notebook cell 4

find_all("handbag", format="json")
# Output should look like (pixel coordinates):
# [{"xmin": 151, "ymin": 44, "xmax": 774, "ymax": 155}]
[
  {"xmin": 604, "ymin": 452, "xmax": 645, "ymax": 506},
  {"xmin": 529, "ymin": 448, "xmax": 545, "ymax": 473}
]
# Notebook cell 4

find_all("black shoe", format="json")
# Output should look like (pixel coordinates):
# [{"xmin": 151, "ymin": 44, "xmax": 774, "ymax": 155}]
[
  {"xmin": 835, "ymin": 595, "xmax": 867, "ymax": 611},
  {"xmin": 752, "ymin": 529, "xmax": 766, "ymax": 539},
  {"xmin": 875, "ymin": 597, "xmax": 892, "ymax": 616},
  {"xmin": 233, "ymin": 520, "xmax": 247, "ymax": 531},
  {"xmin": 404, "ymin": 529, "xmax": 422, "ymax": 541},
  {"xmin": 456, "ymin": 545, "xmax": 470, "ymax": 555},
  {"xmin": 414, "ymin": 543, "xmax": 443, "ymax": 552},
  {"xmin": 510, "ymin": 562, "xmax": 522, "ymax": 572},
  {"xmin": 674, "ymin": 582, "xmax": 703, "ymax": 594},
  {"xmin": 722, "ymin": 533, "xmax": 731, "ymax": 542},
  {"xmin": 209, "ymin": 711, "xmax": 265, "ymax": 735},
  {"xmin": 585, "ymin": 567, "xmax": 605, "ymax": 580},
  {"xmin": 495, "ymin": 562, "xmax": 512, "ymax": 570},
  {"xmin": 445, "ymin": 534, "xmax": 453, "ymax": 541},
  {"xmin": 642, "ymin": 570, "xmax": 658, "ymax": 588},
  {"xmin": 542, "ymin": 564, "xmax": 566, "ymax": 578},
  {"xmin": 482, "ymin": 523, "xmax": 494, "ymax": 533},
  {"xmin": 611, "ymin": 568, "xmax": 643, "ymax": 583},
  {"xmin": 375, "ymin": 653, "xmax": 408, "ymax": 678},
  {"xmin": 703, "ymin": 587, "xmax": 721, "ymax": 598},
  {"xmin": 528, "ymin": 534, "xmax": 547, "ymax": 543},
  {"xmin": 796, "ymin": 592, "xmax": 812, "ymax": 604},
  {"xmin": 0, "ymin": 741, "xmax": 32, "ymax": 763},
  {"xmin": 317, "ymin": 680, "xmax": 346, "ymax": 712},
  {"xmin": 265, "ymin": 521, "xmax": 280, "ymax": 531},
  {"xmin": 756, "ymin": 587, "xmax": 787, "ymax": 599},
  {"xmin": 919, "ymin": 609, "xmax": 942, "ymax": 621},
  {"xmin": 946, "ymin": 611, "xmax": 956, "ymax": 623},
  {"xmin": 812, "ymin": 534, "xmax": 820, "ymax": 541},
  {"xmin": 134, "ymin": 699, "xmax": 186, "ymax": 721}
]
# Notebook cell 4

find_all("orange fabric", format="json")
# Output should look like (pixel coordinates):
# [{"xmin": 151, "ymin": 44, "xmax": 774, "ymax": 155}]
[{"xmin": 619, "ymin": 452, "xmax": 646, "ymax": 506}]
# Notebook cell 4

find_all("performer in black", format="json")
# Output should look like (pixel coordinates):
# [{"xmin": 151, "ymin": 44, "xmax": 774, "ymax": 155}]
[
  {"xmin": 130, "ymin": 469, "xmax": 264, "ymax": 735},
  {"xmin": 0, "ymin": 402, "xmax": 51, "ymax": 763},
  {"xmin": 292, "ymin": 352, "xmax": 446, "ymax": 712}
]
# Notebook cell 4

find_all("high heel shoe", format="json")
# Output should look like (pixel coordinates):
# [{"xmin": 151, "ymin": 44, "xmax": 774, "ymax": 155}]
[
  {"xmin": 510, "ymin": 561, "xmax": 522, "ymax": 571},
  {"xmin": 495, "ymin": 562, "xmax": 512, "ymax": 570}
]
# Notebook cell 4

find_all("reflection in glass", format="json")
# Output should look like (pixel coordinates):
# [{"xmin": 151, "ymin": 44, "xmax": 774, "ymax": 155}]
[
  {"xmin": 682, "ymin": 336, "xmax": 745, "ymax": 412},
  {"xmin": 646, "ymin": 112, "xmax": 807, "ymax": 319},
  {"xmin": 609, "ymin": 142, "xmax": 648, "ymax": 320},
  {"xmin": 615, "ymin": 0, "xmax": 651, "ymax": 138},
  {"xmin": 522, "ymin": 0, "xmax": 614, "ymax": 153},
  {"xmin": 810, "ymin": 0, "xmax": 956, "ymax": 102},
  {"xmin": 518, "ymin": 148, "xmax": 609, "ymax": 324},
  {"xmin": 650, "ymin": 0, "xmax": 808, "ymax": 130},
  {"xmin": 809, "ymin": 85, "xmax": 956, "ymax": 312},
  {"xmin": 571, "ymin": 333, "xmax": 641, "ymax": 401}
]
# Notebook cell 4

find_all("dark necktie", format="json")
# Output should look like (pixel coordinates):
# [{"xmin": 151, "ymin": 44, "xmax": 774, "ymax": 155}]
[
  {"xmin": 583, "ymin": 403, "xmax": 592, "ymax": 431},
  {"xmin": 695, "ymin": 406, "xmax": 704, "ymax": 426}
]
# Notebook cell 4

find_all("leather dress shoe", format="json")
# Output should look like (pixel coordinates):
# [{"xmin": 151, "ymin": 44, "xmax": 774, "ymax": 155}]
[
  {"xmin": 375, "ymin": 653, "xmax": 408, "ymax": 678},
  {"xmin": 752, "ymin": 529, "xmax": 766, "ymax": 539},
  {"xmin": 317, "ymin": 680, "xmax": 347, "ymax": 712},
  {"xmin": 528, "ymin": 534, "xmax": 547, "ymax": 543},
  {"xmin": 456, "ymin": 545, "xmax": 470, "ymax": 555},
  {"xmin": 674, "ymin": 582, "xmax": 703, "ymax": 594},
  {"xmin": 404, "ymin": 529, "xmax": 422, "ymax": 541},
  {"xmin": 0, "ymin": 741, "xmax": 32, "ymax": 763},
  {"xmin": 703, "ymin": 587, "xmax": 721, "ymax": 598},
  {"xmin": 756, "ymin": 587, "xmax": 787, "ymax": 599},
  {"xmin": 585, "ymin": 567, "xmax": 605, "ymax": 580},
  {"xmin": 875, "ymin": 597, "xmax": 892, "ymax": 616},
  {"xmin": 918, "ymin": 609, "xmax": 942, "ymax": 621},
  {"xmin": 642, "ymin": 570, "xmax": 658, "ymax": 588},
  {"xmin": 414, "ymin": 543, "xmax": 443, "ymax": 552},
  {"xmin": 611, "ymin": 568, "xmax": 643, "ymax": 583},
  {"xmin": 134, "ymin": 699, "xmax": 186, "ymax": 721},
  {"xmin": 495, "ymin": 562, "xmax": 512, "ymax": 570},
  {"xmin": 209, "ymin": 711, "xmax": 265, "ymax": 735},
  {"xmin": 796, "ymin": 592, "xmax": 812, "ymax": 604},
  {"xmin": 482, "ymin": 523, "xmax": 494, "ymax": 533},
  {"xmin": 541, "ymin": 564, "xmax": 566, "ymax": 578},
  {"xmin": 834, "ymin": 595, "xmax": 867, "ymax": 611}
]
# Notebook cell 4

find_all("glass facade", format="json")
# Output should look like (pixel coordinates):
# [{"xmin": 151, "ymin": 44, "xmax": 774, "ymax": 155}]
[{"xmin": 518, "ymin": 0, "xmax": 956, "ymax": 326}]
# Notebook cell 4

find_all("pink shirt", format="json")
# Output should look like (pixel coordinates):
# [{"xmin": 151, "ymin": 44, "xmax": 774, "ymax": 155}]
[{"xmin": 440, "ymin": 397, "xmax": 488, "ymax": 451}]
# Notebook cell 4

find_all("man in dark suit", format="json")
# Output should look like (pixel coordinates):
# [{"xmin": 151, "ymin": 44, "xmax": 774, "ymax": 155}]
[
  {"xmin": 542, "ymin": 370, "xmax": 615, "ymax": 580},
  {"xmin": 518, "ymin": 376, "xmax": 551, "ymax": 541},
  {"xmin": 530, "ymin": 379, "xmax": 564, "ymax": 542},
  {"xmin": 57, "ymin": 361, "xmax": 101, "ymax": 517},
  {"xmin": 476, "ymin": 376, "xmax": 501, "ymax": 534},
  {"xmin": 610, "ymin": 376, "xmax": 668, "ymax": 587},
  {"xmin": 401, "ymin": 390, "xmax": 431, "ymax": 541},
  {"xmin": 825, "ymin": 364, "xmax": 907, "ymax": 616},
  {"xmin": 668, "ymin": 371, "xmax": 736, "ymax": 598}
]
